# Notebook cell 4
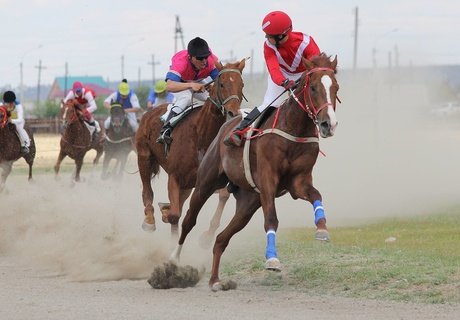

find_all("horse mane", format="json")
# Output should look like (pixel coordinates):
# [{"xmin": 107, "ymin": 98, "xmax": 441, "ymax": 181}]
[{"xmin": 309, "ymin": 53, "xmax": 338, "ymax": 72}]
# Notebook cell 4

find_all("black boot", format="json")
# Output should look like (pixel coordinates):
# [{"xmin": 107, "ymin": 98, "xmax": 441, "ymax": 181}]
[
  {"xmin": 156, "ymin": 110, "xmax": 178, "ymax": 144},
  {"xmin": 223, "ymin": 108, "xmax": 261, "ymax": 147}
]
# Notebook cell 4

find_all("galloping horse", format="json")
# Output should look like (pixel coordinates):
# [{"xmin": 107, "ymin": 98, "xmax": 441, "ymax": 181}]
[
  {"xmin": 101, "ymin": 104, "xmax": 135, "ymax": 180},
  {"xmin": 171, "ymin": 53, "xmax": 340, "ymax": 290},
  {"xmin": 54, "ymin": 99, "xmax": 103, "ymax": 182},
  {"xmin": 0, "ymin": 106, "xmax": 36, "ymax": 192},
  {"xmin": 136, "ymin": 59, "xmax": 246, "ymax": 233}
]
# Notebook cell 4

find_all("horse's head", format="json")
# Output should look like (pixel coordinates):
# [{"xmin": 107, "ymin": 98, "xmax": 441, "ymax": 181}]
[
  {"xmin": 209, "ymin": 58, "xmax": 246, "ymax": 119},
  {"xmin": 109, "ymin": 103, "xmax": 126, "ymax": 133},
  {"xmin": 61, "ymin": 98, "xmax": 85, "ymax": 126},
  {"xmin": 296, "ymin": 53, "xmax": 339, "ymax": 138}
]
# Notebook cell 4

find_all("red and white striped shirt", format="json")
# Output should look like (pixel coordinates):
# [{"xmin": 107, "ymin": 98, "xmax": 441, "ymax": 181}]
[{"xmin": 264, "ymin": 31, "xmax": 320, "ymax": 86}]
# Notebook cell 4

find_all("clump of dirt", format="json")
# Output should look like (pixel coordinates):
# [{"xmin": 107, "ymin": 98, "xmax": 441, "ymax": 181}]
[{"xmin": 147, "ymin": 262, "xmax": 204, "ymax": 289}]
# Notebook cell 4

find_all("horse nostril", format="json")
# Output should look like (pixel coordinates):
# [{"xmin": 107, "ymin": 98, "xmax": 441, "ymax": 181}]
[{"xmin": 320, "ymin": 121, "xmax": 330, "ymax": 131}]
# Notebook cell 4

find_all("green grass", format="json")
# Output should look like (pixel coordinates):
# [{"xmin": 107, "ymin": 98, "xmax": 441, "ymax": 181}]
[{"xmin": 221, "ymin": 209, "xmax": 460, "ymax": 304}]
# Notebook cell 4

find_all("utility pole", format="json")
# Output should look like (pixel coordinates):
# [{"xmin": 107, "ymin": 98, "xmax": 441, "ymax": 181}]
[
  {"xmin": 121, "ymin": 55, "xmax": 125, "ymax": 80},
  {"xmin": 35, "ymin": 59, "xmax": 46, "ymax": 108},
  {"xmin": 353, "ymin": 6, "xmax": 359, "ymax": 71},
  {"xmin": 174, "ymin": 15, "xmax": 185, "ymax": 53},
  {"xmin": 147, "ymin": 54, "xmax": 160, "ymax": 86},
  {"xmin": 394, "ymin": 44, "xmax": 399, "ymax": 68}
]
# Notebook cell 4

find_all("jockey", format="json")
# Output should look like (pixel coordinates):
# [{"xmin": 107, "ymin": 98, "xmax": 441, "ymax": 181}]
[
  {"xmin": 156, "ymin": 37, "xmax": 220, "ymax": 144},
  {"xmin": 2, "ymin": 91, "xmax": 30, "ymax": 154},
  {"xmin": 103, "ymin": 81, "xmax": 142, "ymax": 132},
  {"xmin": 63, "ymin": 81, "xmax": 101, "ymax": 133},
  {"xmin": 224, "ymin": 10, "xmax": 321, "ymax": 147},
  {"xmin": 146, "ymin": 80, "xmax": 175, "ymax": 110}
]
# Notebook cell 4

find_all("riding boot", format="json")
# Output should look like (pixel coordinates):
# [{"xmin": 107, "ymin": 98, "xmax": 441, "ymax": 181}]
[
  {"xmin": 86, "ymin": 121, "xmax": 97, "ymax": 141},
  {"xmin": 223, "ymin": 108, "xmax": 261, "ymax": 147},
  {"xmin": 156, "ymin": 110, "xmax": 178, "ymax": 144}
]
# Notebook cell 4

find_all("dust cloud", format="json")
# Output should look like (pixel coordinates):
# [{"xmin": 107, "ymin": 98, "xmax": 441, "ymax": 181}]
[{"xmin": 1, "ymin": 67, "xmax": 459, "ymax": 282}]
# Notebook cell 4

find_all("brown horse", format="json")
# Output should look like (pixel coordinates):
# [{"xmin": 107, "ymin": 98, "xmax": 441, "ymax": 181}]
[
  {"xmin": 54, "ymin": 99, "xmax": 103, "ymax": 182},
  {"xmin": 0, "ymin": 106, "xmax": 36, "ymax": 192},
  {"xmin": 171, "ymin": 53, "xmax": 340, "ymax": 290},
  {"xmin": 101, "ymin": 104, "xmax": 135, "ymax": 180},
  {"xmin": 135, "ymin": 59, "xmax": 246, "ymax": 233}
]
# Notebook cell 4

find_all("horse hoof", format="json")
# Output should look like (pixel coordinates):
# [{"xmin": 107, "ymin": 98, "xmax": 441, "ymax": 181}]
[
  {"xmin": 210, "ymin": 282, "xmax": 222, "ymax": 292},
  {"xmin": 315, "ymin": 229, "xmax": 330, "ymax": 242},
  {"xmin": 265, "ymin": 257, "xmax": 282, "ymax": 272},
  {"xmin": 142, "ymin": 221, "xmax": 156, "ymax": 232}
]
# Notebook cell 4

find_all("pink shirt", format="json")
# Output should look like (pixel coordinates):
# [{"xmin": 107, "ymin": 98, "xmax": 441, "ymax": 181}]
[
  {"xmin": 264, "ymin": 31, "xmax": 320, "ymax": 86},
  {"xmin": 166, "ymin": 50, "xmax": 219, "ymax": 82}
]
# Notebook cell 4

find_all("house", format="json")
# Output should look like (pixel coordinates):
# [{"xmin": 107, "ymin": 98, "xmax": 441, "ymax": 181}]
[{"xmin": 47, "ymin": 76, "xmax": 113, "ymax": 101}]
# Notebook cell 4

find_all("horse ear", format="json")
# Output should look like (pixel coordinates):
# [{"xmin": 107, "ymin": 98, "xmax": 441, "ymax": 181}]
[
  {"xmin": 215, "ymin": 60, "xmax": 224, "ymax": 71},
  {"xmin": 238, "ymin": 58, "xmax": 247, "ymax": 71},
  {"xmin": 331, "ymin": 55, "xmax": 338, "ymax": 72},
  {"xmin": 302, "ymin": 57, "xmax": 314, "ymax": 70}
]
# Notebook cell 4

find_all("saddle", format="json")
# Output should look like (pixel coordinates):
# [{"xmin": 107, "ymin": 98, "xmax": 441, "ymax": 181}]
[{"xmin": 160, "ymin": 101, "xmax": 205, "ymax": 129}]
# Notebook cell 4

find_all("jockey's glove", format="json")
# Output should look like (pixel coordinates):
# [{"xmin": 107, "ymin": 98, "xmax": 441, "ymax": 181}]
[{"xmin": 281, "ymin": 79, "xmax": 296, "ymax": 90}]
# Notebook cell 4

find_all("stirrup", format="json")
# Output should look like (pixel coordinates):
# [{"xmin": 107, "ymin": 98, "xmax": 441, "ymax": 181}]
[{"xmin": 156, "ymin": 128, "xmax": 172, "ymax": 145}]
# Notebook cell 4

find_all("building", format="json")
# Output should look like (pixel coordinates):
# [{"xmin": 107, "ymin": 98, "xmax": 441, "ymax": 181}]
[{"xmin": 47, "ymin": 76, "xmax": 112, "ymax": 101}]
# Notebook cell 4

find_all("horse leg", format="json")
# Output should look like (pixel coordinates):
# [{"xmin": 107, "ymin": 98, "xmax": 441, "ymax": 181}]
[
  {"xmin": 307, "ymin": 186, "xmax": 329, "ymax": 241},
  {"xmin": 137, "ymin": 151, "xmax": 156, "ymax": 232},
  {"xmin": 170, "ymin": 174, "xmax": 228, "ymax": 264},
  {"xmin": 199, "ymin": 188, "xmax": 230, "ymax": 249},
  {"xmin": 164, "ymin": 175, "xmax": 182, "ymax": 225},
  {"xmin": 54, "ymin": 150, "xmax": 67, "ymax": 180},
  {"xmin": 74, "ymin": 156, "xmax": 84, "ymax": 182},
  {"xmin": 290, "ymin": 173, "xmax": 329, "ymax": 241},
  {"xmin": 93, "ymin": 145, "xmax": 103, "ymax": 166},
  {"xmin": 0, "ymin": 162, "xmax": 13, "ymax": 193},
  {"xmin": 209, "ymin": 190, "xmax": 261, "ymax": 291},
  {"xmin": 101, "ymin": 153, "xmax": 111, "ymax": 180},
  {"xmin": 169, "ymin": 188, "xmax": 193, "ymax": 236},
  {"xmin": 117, "ymin": 154, "xmax": 129, "ymax": 180}
]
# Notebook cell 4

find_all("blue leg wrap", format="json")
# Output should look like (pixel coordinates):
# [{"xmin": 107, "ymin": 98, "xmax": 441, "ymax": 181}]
[
  {"xmin": 313, "ymin": 200, "xmax": 326, "ymax": 225},
  {"xmin": 265, "ymin": 230, "xmax": 277, "ymax": 259}
]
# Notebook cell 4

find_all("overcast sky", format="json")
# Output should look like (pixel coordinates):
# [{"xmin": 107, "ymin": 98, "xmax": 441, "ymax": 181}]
[{"xmin": 1, "ymin": 0, "xmax": 458, "ymax": 87}]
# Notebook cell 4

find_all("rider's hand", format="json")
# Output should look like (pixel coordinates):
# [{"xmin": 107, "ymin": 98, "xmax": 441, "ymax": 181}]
[
  {"xmin": 190, "ymin": 82, "xmax": 205, "ymax": 92},
  {"xmin": 281, "ymin": 79, "xmax": 295, "ymax": 90}
]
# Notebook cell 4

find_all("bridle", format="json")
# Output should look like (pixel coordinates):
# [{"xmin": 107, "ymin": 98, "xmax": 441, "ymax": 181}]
[
  {"xmin": 207, "ymin": 68, "xmax": 245, "ymax": 116},
  {"xmin": 288, "ymin": 67, "xmax": 338, "ymax": 124},
  {"xmin": 110, "ymin": 105, "xmax": 127, "ymax": 132},
  {"xmin": 63, "ymin": 100, "xmax": 83, "ymax": 126}
]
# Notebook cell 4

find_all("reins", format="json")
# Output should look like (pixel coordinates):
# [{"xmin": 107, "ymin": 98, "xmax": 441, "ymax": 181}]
[
  {"xmin": 207, "ymin": 68, "xmax": 245, "ymax": 116},
  {"xmin": 0, "ymin": 106, "xmax": 8, "ymax": 128}
]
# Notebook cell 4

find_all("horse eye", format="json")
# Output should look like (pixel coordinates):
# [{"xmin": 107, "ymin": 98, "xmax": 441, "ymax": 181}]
[{"xmin": 310, "ymin": 85, "xmax": 316, "ymax": 92}]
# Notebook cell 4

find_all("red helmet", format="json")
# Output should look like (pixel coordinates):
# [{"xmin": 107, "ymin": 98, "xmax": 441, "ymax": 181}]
[
  {"xmin": 262, "ymin": 11, "xmax": 292, "ymax": 36},
  {"xmin": 72, "ymin": 81, "xmax": 83, "ymax": 91}
]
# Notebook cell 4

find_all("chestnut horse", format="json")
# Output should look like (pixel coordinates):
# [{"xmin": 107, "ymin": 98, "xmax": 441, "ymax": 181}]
[
  {"xmin": 101, "ymin": 104, "xmax": 135, "ymax": 180},
  {"xmin": 54, "ymin": 99, "xmax": 103, "ymax": 182},
  {"xmin": 135, "ymin": 59, "xmax": 246, "ymax": 234},
  {"xmin": 171, "ymin": 54, "xmax": 340, "ymax": 290},
  {"xmin": 0, "ymin": 106, "xmax": 36, "ymax": 192}
]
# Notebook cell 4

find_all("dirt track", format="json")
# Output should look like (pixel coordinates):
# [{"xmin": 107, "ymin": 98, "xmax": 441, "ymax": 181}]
[{"xmin": 1, "ymin": 74, "xmax": 460, "ymax": 319}]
